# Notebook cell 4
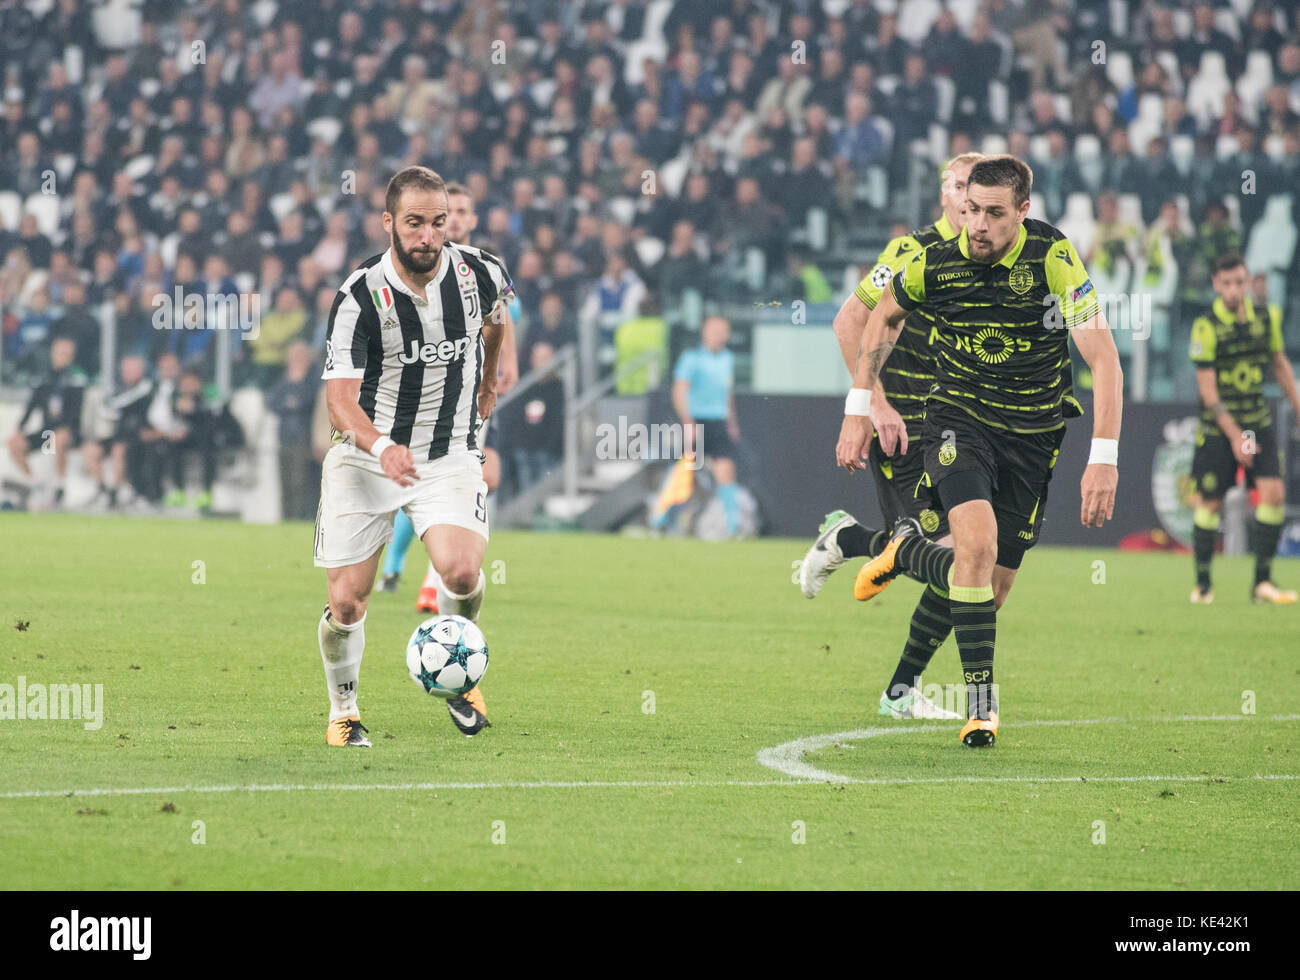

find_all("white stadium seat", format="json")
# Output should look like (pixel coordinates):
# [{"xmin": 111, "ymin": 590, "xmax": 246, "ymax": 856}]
[
  {"xmin": 633, "ymin": 236, "xmax": 664, "ymax": 269},
  {"xmin": 1117, "ymin": 194, "xmax": 1143, "ymax": 229},
  {"xmin": 1057, "ymin": 193, "xmax": 1096, "ymax": 258},
  {"xmin": 1074, "ymin": 134, "xmax": 1104, "ymax": 191},
  {"xmin": 268, "ymin": 192, "xmax": 296, "ymax": 222},
  {"xmin": 0, "ymin": 190, "xmax": 21, "ymax": 232},
  {"xmin": 933, "ymin": 75, "xmax": 955, "ymax": 123},
  {"xmin": 980, "ymin": 133, "xmax": 1009, "ymax": 156},
  {"xmin": 1137, "ymin": 93, "xmax": 1165, "ymax": 126},
  {"xmin": 1104, "ymin": 48, "xmax": 1133, "ymax": 90},
  {"xmin": 1214, "ymin": 134, "xmax": 1239, "ymax": 160},
  {"xmin": 306, "ymin": 117, "xmax": 342, "ymax": 147},
  {"xmin": 23, "ymin": 193, "xmax": 60, "ymax": 239},
  {"xmin": 1213, "ymin": 8, "xmax": 1241, "ymax": 40},
  {"xmin": 1245, "ymin": 195, "xmax": 1297, "ymax": 274},
  {"xmin": 895, "ymin": 0, "xmax": 941, "ymax": 44},
  {"xmin": 123, "ymin": 154, "xmax": 155, "ymax": 182}
]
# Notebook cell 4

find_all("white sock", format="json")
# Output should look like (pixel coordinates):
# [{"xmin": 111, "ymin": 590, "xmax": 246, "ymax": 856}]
[
  {"xmin": 438, "ymin": 569, "xmax": 485, "ymax": 621},
  {"xmin": 422, "ymin": 561, "xmax": 441, "ymax": 590},
  {"xmin": 318, "ymin": 605, "xmax": 365, "ymax": 720}
]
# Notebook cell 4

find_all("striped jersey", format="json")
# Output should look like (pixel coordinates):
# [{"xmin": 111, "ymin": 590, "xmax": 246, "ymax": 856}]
[
  {"xmin": 322, "ymin": 243, "xmax": 513, "ymax": 460},
  {"xmin": 1189, "ymin": 296, "xmax": 1283, "ymax": 431},
  {"xmin": 853, "ymin": 212, "xmax": 958, "ymax": 437},
  {"xmin": 891, "ymin": 218, "xmax": 1098, "ymax": 434}
]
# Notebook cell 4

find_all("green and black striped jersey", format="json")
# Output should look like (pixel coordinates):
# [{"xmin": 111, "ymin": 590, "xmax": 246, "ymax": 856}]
[
  {"xmin": 853, "ymin": 212, "xmax": 957, "ymax": 437},
  {"xmin": 1189, "ymin": 296, "xmax": 1283, "ymax": 431},
  {"xmin": 891, "ymin": 218, "xmax": 1098, "ymax": 434}
]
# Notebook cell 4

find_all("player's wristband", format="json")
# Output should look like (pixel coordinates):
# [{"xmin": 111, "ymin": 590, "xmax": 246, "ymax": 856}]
[
  {"xmin": 844, "ymin": 388, "xmax": 873, "ymax": 417},
  {"xmin": 1088, "ymin": 438, "xmax": 1118, "ymax": 466},
  {"xmin": 370, "ymin": 436, "xmax": 396, "ymax": 459}
]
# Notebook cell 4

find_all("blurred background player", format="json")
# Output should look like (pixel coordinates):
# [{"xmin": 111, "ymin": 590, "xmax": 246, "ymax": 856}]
[
  {"xmin": 6, "ymin": 336, "xmax": 84, "ymax": 508},
  {"xmin": 799, "ymin": 152, "xmax": 984, "ymax": 720},
  {"xmin": 161, "ymin": 370, "xmax": 219, "ymax": 511},
  {"xmin": 83, "ymin": 353, "xmax": 153, "ymax": 510},
  {"xmin": 1188, "ymin": 254, "xmax": 1300, "ymax": 604},
  {"xmin": 267, "ymin": 340, "xmax": 321, "ymax": 523},
  {"xmin": 379, "ymin": 180, "xmax": 519, "ymax": 610},
  {"xmin": 836, "ymin": 156, "xmax": 1123, "ymax": 747},
  {"xmin": 652, "ymin": 315, "xmax": 741, "ymax": 535},
  {"xmin": 500, "ymin": 341, "xmax": 565, "ymax": 490}
]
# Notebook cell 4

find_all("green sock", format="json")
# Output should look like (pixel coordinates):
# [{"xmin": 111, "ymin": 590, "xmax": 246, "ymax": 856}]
[
  {"xmin": 886, "ymin": 584, "xmax": 952, "ymax": 698},
  {"xmin": 1192, "ymin": 505, "xmax": 1220, "ymax": 591},
  {"xmin": 1253, "ymin": 504, "xmax": 1285, "ymax": 586},
  {"xmin": 950, "ymin": 579, "xmax": 997, "ymax": 720}
]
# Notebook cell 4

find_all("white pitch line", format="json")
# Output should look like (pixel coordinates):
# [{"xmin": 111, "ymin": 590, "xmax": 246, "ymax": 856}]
[
  {"xmin": 1, "ymin": 715, "xmax": 1296, "ymax": 798},
  {"xmin": 0, "ymin": 780, "xmax": 808, "ymax": 799},
  {"xmin": 755, "ymin": 713, "xmax": 1300, "ymax": 783},
  {"xmin": 1, "ymin": 774, "xmax": 1297, "ymax": 800}
]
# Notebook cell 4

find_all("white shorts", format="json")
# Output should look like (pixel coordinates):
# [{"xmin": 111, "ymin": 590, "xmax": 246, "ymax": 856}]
[{"xmin": 313, "ymin": 444, "xmax": 488, "ymax": 569}]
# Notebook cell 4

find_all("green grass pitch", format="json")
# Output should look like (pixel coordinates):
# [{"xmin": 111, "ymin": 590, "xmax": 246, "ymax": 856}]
[{"xmin": 0, "ymin": 513, "xmax": 1296, "ymax": 889}]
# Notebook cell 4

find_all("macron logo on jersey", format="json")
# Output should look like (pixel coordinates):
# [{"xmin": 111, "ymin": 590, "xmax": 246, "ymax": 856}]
[{"xmin": 398, "ymin": 336, "xmax": 473, "ymax": 365}]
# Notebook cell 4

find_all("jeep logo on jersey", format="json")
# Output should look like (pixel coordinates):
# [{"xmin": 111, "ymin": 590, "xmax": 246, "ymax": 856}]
[{"xmin": 398, "ymin": 336, "xmax": 472, "ymax": 365}]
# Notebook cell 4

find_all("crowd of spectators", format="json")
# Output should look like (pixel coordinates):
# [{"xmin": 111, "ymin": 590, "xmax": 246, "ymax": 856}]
[{"xmin": 3, "ymin": 0, "xmax": 1300, "ymax": 510}]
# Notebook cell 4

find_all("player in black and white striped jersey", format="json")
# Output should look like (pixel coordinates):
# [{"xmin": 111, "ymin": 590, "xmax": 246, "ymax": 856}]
[{"xmin": 314, "ymin": 166, "xmax": 512, "ymax": 747}]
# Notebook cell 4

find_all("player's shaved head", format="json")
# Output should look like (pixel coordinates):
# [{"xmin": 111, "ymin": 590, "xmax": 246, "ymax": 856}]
[
  {"xmin": 940, "ymin": 152, "xmax": 984, "ymax": 229},
  {"xmin": 941, "ymin": 152, "xmax": 985, "ymax": 190}
]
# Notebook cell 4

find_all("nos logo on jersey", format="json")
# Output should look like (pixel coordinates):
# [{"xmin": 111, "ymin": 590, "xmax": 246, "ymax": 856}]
[{"xmin": 399, "ymin": 336, "xmax": 472, "ymax": 365}]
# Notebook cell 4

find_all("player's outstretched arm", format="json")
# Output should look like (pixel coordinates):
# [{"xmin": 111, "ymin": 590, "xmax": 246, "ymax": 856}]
[
  {"xmin": 836, "ymin": 282, "xmax": 907, "ymax": 471},
  {"xmin": 1069, "ymin": 311, "xmax": 1123, "ymax": 527},
  {"xmin": 326, "ymin": 377, "xmax": 417, "ymax": 487}
]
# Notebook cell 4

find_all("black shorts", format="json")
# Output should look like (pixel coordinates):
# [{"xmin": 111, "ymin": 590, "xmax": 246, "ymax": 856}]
[
  {"xmin": 919, "ymin": 403, "xmax": 1066, "ymax": 569},
  {"xmin": 1191, "ymin": 422, "xmax": 1281, "ymax": 499},
  {"xmin": 693, "ymin": 418, "xmax": 736, "ymax": 460},
  {"xmin": 868, "ymin": 435, "xmax": 949, "ymax": 539}
]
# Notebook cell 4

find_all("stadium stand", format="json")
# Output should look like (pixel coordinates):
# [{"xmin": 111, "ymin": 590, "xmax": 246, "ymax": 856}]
[{"xmin": 1, "ymin": 0, "xmax": 1298, "ymax": 523}]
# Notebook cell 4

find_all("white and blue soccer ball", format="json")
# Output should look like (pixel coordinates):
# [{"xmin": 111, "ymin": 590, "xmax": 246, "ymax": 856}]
[{"xmin": 405, "ymin": 614, "xmax": 489, "ymax": 699}]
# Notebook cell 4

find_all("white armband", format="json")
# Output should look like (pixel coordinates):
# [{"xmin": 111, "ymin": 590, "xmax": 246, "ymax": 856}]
[
  {"xmin": 370, "ymin": 436, "xmax": 396, "ymax": 459},
  {"xmin": 1088, "ymin": 438, "xmax": 1118, "ymax": 466},
  {"xmin": 844, "ymin": 388, "xmax": 873, "ymax": 417}
]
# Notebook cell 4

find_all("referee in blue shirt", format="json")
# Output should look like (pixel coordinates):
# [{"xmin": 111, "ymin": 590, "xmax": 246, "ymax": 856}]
[{"xmin": 660, "ymin": 315, "xmax": 742, "ymax": 535}]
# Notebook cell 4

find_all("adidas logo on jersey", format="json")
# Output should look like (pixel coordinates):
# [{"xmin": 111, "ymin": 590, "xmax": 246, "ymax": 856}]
[{"xmin": 398, "ymin": 336, "xmax": 473, "ymax": 365}]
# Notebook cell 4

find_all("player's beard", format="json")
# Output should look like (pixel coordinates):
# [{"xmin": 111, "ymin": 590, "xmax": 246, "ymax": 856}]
[
  {"xmin": 393, "ymin": 234, "xmax": 440, "ymax": 275},
  {"xmin": 969, "ymin": 232, "xmax": 1006, "ymax": 264}
]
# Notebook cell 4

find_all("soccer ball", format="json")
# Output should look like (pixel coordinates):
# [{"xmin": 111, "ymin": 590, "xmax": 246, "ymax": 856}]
[{"xmin": 405, "ymin": 614, "xmax": 489, "ymax": 699}]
